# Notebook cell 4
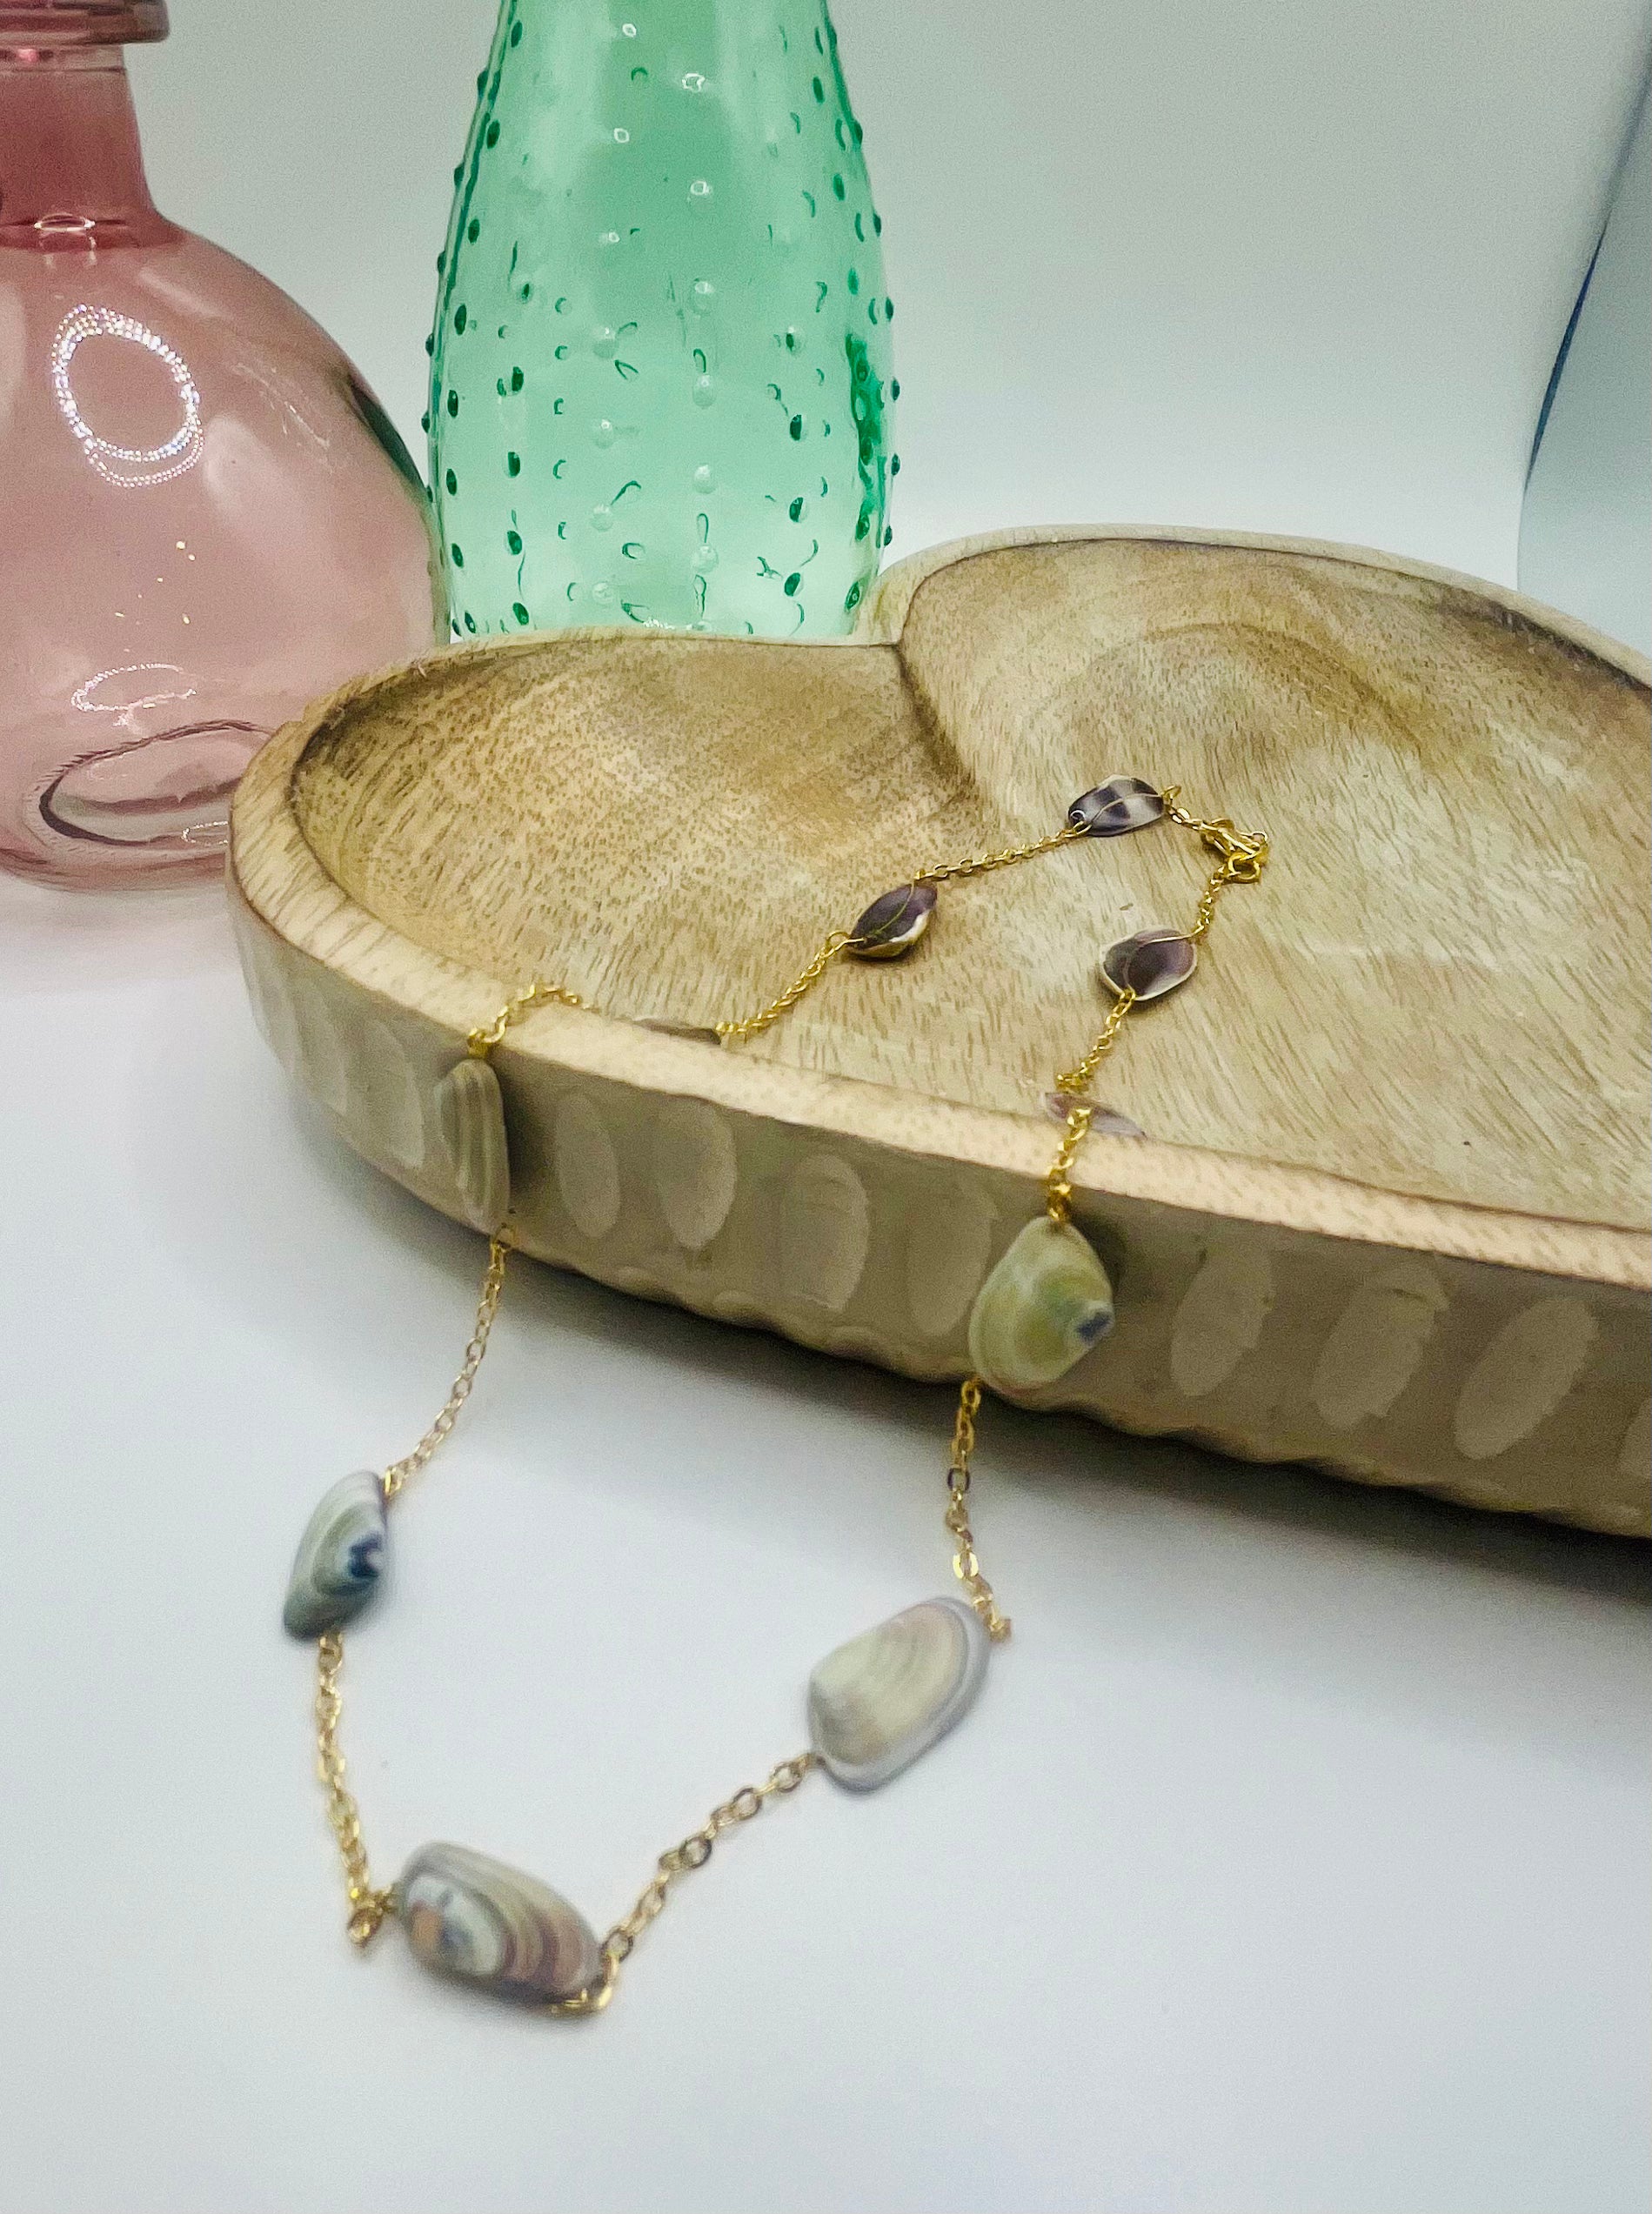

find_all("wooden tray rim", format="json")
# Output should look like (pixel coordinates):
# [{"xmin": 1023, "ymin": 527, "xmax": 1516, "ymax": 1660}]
[{"xmin": 230, "ymin": 525, "xmax": 1652, "ymax": 1297}]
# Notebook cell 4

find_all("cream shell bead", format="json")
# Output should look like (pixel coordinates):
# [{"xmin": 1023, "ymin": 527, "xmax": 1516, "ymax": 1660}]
[
  {"xmin": 434, "ymin": 1056, "xmax": 511, "ymax": 1234},
  {"xmin": 807, "ymin": 1595, "xmax": 990, "ymax": 1790},
  {"xmin": 966, "ymin": 1216, "xmax": 1115, "ymax": 1395}
]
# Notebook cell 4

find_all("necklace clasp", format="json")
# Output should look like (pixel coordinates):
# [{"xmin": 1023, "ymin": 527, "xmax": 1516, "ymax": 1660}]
[{"xmin": 1198, "ymin": 818, "xmax": 1270, "ymax": 880}]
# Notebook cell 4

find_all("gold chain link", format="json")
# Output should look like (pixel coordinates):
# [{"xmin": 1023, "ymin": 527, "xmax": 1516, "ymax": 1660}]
[
  {"xmin": 549, "ymin": 1755, "xmax": 819, "ymax": 2015},
  {"xmin": 300, "ymin": 778, "xmax": 1270, "ymax": 1994},
  {"xmin": 466, "ymin": 979, "xmax": 585, "ymax": 1057},
  {"xmin": 950, "ymin": 782, "xmax": 1271, "ymax": 1637},
  {"xmin": 1053, "ymin": 984, "xmax": 1139, "ymax": 1104},
  {"xmin": 715, "ymin": 814, "xmax": 1092, "ymax": 1044},
  {"xmin": 943, "ymin": 1376, "xmax": 1011, "ymax": 1639},
  {"xmin": 913, "ymin": 818, "xmax": 1089, "ymax": 886},
  {"xmin": 314, "ymin": 1631, "xmax": 396, "ymax": 1946},
  {"xmin": 1162, "ymin": 794, "xmax": 1271, "ymax": 939},
  {"xmin": 312, "ymin": 1231, "xmax": 520, "ymax": 1943},
  {"xmin": 1043, "ymin": 1097, "xmax": 1096, "ymax": 1226},
  {"xmin": 1040, "ymin": 790, "xmax": 1269, "ymax": 1215},
  {"xmin": 715, "ymin": 932, "xmax": 852, "ymax": 1045},
  {"xmin": 381, "ymin": 1231, "xmax": 513, "ymax": 1502}
]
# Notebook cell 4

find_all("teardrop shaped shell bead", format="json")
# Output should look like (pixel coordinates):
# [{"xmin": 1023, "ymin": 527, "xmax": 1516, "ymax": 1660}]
[
  {"xmin": 398, "ymin": 1843, "xmax": 601, "ymax": 2005},
  {"xmin": 807, "ymin": 1595, "xmax": 990, "ymax": 1790},
  {"xmin": 282, "ymin": 1469, "xmax": 387, "ymax": 1639},
  {"xmin": 1100, "ymin": 926, "xmax": 1197, "ymax": 1002},
  {"xmin": 847, "ymin": 880, "xmax": 937, "ymax": 960},
  {"xmin": 966, "ymin": 1216, "xmax": 1116, "ymax": 1395},
  {"xmin": 1067, "ymin": 775, "xmax": 1165, "ymax": 835},
  {"xmin": 434, "ymin": 1055, "xmax": 510, "ymax": 1233}
]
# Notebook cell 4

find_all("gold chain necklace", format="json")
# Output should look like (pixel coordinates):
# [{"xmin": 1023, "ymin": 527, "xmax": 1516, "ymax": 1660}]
[{"xmin": 285, "ymin": 777, "xmax": 1268, "ymax": 2015}]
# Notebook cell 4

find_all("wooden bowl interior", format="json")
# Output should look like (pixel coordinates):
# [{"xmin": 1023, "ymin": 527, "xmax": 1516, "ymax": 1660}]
[{"xmin": 290, "ymin": 538, "xmax": 1649, "ymax": 1234}]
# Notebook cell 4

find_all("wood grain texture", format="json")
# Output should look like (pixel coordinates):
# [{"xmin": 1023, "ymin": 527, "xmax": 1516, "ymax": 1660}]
[{"xmin": 228, "ymin": 528, "xmax": 1652, "ymax": 1535}]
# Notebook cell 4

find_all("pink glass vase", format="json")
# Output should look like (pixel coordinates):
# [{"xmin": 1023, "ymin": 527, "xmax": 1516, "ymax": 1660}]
[{"xmin": 0, "ymin": 1, "xmax": 445, "ymax": 886}]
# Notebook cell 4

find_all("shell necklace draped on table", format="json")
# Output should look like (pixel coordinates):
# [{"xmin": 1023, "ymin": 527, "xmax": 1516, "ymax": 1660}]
[{"xmin": 281, "ymin": 773, "xmax": 1269, "ymax": 2013}]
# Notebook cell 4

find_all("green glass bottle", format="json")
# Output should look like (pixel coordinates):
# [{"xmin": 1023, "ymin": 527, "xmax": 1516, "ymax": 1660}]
[{"xmin": 428, "ymin": 0, "xmax": 896, "ymax": 641}]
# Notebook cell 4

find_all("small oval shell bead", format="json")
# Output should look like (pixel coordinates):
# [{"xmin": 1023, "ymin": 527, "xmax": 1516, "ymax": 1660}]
[
  {"xmin": 807, "ymin": 1596, "xmax": 991, "ymax": 1789},
  {"xmin": 434, "ymin": 1055, "xmax": 511, "ymax": 1233},
  {"xmin": 1067, "ymin": 775, "xmax": 1165, "ymax": 835},
  {"xmin": 282, "ymin": 1470, "xmax": 388, "ymax": 1639},
  {"xmin": 1100, "ymin": 926, "xmax": 1197, "ymax": 1001},
  {"xmin": 846, "ymin": 881, "xmax": 937, "ymax": 960},
  {"xmin": 398, "ymin": 1843, "xmax": 602, "ymax": 2005}
]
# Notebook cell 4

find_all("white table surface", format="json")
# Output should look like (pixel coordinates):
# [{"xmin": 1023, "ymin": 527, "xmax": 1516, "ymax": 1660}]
[
  {"xmin": 2, "ymin": 872, "xmax": 1648, "ymax": 2214},
  {"xmin": 6, "ymin": 6, "xmax": 1650, "ymax": 2210}
]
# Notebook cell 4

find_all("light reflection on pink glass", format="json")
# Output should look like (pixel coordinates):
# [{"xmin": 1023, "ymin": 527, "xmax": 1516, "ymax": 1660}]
[
  {"xmin": 0, "ymin": 9, "xmax": 445, "ymax": 886},
  {"xmin": 71, "ymin": 663, "xmax": 196, "ymax": 722},
  {"xmin": 50, "ymin": 302, "xmax": 203, "ymax": 484}
]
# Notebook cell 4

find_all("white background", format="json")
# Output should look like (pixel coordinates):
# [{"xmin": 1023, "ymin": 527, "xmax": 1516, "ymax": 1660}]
[{"xmin": 3, "ymin": 6, "xmax": 1649, "ymax": 2213}]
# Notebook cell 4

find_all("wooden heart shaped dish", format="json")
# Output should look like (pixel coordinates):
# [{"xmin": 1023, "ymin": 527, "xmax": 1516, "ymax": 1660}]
[{"xmin": 229, "ymin": 529, "xmax": 1651, "ymax": 1536}]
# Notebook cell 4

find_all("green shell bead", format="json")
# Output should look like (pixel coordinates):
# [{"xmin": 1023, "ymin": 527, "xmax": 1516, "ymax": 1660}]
[{"xmin": 966, "ymin": 1217, "xmax": 1115, "ymax": 1395}]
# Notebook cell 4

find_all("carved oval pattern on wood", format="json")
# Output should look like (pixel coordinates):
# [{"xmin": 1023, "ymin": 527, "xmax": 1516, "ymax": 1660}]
[
  {"xmin": 291, "ymin": 973, "xmax": 349, "ymax": 1116},
  {"xmin": 1169, "ymin": 1243, "xmax": 1276, "ymax": 1398},
  {"xmin": 779, "ymin": 1153, "xmax": 871, "ymax": 1313},
  {"xmin": 240, "ymin": 932, "xmax": 298, "ymax": 1075},
  {"xmin": 904, "ymin": 1184, "xmax": 996, "ymax": 1341},
  {"xmin": 1453, "ymin": 1296, "xmax": 1597, "ymax": 1460},
  {"xmin": 652, "ymin": 1099, "xmax": 739, "ymax": 1254},
  {"xmin": 1310, "ymin": 1260, "xmax": 1449, "ymax": 1429},
  {"xmin": 553, "ymin": 1092, "xmax": 623, "ymax": 1240},
  {"xmin": 357, "ymin": 1015, "xmax": 425, "ymax": 1171},
  {"xmin": 1617, "ymin": 1395, "xmax": 1652, "ymax": 1487},
  {"xmin": 227, "ymin": 527, "xmax": 1652, "ymax": 1537}
]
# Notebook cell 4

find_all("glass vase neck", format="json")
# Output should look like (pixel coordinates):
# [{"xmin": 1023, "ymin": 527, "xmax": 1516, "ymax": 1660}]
[{"xmin": 0, "ymin": 40, "xmax": 173, "ymax": 250}]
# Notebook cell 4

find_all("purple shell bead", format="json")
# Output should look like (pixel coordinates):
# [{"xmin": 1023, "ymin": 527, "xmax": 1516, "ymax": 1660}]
[
  {"xmin": 1100, "ymin": 927, "xmax": 1197, "ymax": 1000},
  {"xmin": 1041, "ymin": 1093, "xmax": 1147, "ymax": 1136},
  {"xmin": 639, "ymin": 1017, "xmax": 725, "ymax": 1046},
  {"xmin": 847, "ymin": 880, "xmax": 937, "ymax": 960},
  {"xmin": 1067, "ymin": 775, "xmax": 1166, "ymax": 836}
]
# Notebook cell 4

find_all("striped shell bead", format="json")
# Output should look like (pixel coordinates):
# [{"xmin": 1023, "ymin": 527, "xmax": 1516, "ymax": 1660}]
[
  {"xmin": 434, "ymin": 1055, "xmax": 511, "ymax": 1233},
  {"xmin": 1067, "ymin": 775, "xmax": 1165, "ymax": 835},
  {"xmin": 807, "ymin": 1596, "xmax": 991, "ymax": 1790},
  {"xmin": 398, "ymin": 1843, "xmax": 602, "ymax": 2005},
  {"xmin": 282, "ymin": 1470, "xmax": 388, "ymax": 1638},
  {"xmin": 1100, "ymin": 926, "xmax": 1197, "ymax": 1001}
]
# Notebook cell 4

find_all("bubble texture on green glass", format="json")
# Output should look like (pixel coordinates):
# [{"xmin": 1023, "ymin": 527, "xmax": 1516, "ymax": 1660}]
[{"xmin": 429, "ymin": 0, "xmax": 895, "ymax": 640}]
